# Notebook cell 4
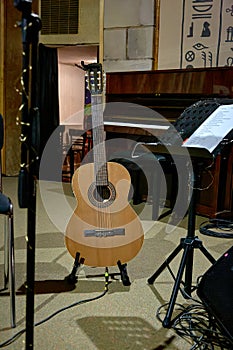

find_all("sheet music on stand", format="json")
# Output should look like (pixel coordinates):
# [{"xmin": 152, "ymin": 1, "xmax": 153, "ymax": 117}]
[{"xmin": 182, "ymin": 104, "xmax": 233, "ymax": 153}]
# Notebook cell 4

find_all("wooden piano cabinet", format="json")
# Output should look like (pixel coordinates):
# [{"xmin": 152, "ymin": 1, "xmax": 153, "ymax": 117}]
[
  {"xmin": 196, "ymin": 145, "xmax": 233, "ymax": 218},
  {"xmin": 106, "ymin": 67, "xmax": 233, "ymax": 122},
  {"xmin": 224, "ymin": 147, "xmax": 233, "ymax": 212},
  {"xmin": 106, "ymin": 67, "xmax": 233, "ymax": 96},
  {"xmin": 196, "ymin": 155, "xmax": 221, "ymax": 217}
]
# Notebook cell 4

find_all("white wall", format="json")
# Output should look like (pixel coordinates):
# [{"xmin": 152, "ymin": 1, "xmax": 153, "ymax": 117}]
[
  {"xmin": 57, "ymin": 46, "xmax": 97, "ymax": 127},
  {"xmin": 103, "ymin": 0, "xmax": 156, "ymax": 72},
  {"xmin": 103, "ymin": 0, "xmax": 233, "ymax": 71}
]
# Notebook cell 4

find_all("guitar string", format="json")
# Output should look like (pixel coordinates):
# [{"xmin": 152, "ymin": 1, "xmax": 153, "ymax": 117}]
[
  {"xmin": 92, "ymin": 94, "xmax": 112, "ymax": 243},
  {"xmin": 92, "ymin": 97, "xmax": 102, "ymax": 232}
]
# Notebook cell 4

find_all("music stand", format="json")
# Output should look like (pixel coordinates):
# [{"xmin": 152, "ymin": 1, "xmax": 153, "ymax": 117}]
[{"xmin": 146, "ymin": 144, "xmax": 217, "ymax": 328}]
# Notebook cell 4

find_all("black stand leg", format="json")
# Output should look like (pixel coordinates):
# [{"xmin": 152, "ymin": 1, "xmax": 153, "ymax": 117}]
[
  {"xmin": 147, "ymin": 167, "xmax": 216, "ymax": 328},
  {"xmin": 117, "ymin": 261, "xmax": 131, "ymax": 286},
  {"xmin": 66, "ymin": 255, "xmax": 131, "ymax": 286},
  {"xmin": 147, "ymin": 243, "xmax": 183, "ymax": 284},
  {"xmin": 65, "ymin": 252, "xmax": 85, "ymax": 284}
]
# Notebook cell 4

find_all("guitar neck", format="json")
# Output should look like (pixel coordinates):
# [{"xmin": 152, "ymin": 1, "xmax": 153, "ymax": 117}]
[
  {"xmin": 91, "ymin": 94, "xmax": 108, "ymax": 186},
  {"xmin": 91, "ymin": 94, "xmax": 104, "ymax": 143}
]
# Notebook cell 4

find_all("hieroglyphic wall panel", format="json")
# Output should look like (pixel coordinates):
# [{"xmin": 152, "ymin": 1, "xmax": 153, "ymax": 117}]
[{"xmin": 158, "ymin": 0, "xmax": 233, "ymax": 69}]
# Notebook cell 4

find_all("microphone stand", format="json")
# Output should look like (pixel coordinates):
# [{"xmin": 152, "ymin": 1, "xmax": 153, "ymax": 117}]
[{"xmin": 14, "ymin": 1, "xmax": 41, "ymax": 348}]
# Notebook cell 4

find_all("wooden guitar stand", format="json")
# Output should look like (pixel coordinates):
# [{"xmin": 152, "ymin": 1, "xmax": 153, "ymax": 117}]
[{"xmin": 65, "ymin": 252, "xmax": 131, "ymax": 286}]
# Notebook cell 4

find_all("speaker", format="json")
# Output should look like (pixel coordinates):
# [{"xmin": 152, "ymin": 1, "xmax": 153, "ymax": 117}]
[{"xmin": 197, "ymin": 246, "xmax": 233, "ymax": 345}]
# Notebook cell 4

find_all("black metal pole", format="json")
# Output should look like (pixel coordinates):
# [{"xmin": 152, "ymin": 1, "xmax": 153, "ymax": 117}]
[
  {"xmin": 14, "ymin": 1, "xmax": 41, "ymax": 349},
  {"xmin": 183, "ymin": 169, "xmax": 196, "ymax": 296},
  {"xmin": 25, "ymin": 16, "xmax": 40, "ymax": 349}
]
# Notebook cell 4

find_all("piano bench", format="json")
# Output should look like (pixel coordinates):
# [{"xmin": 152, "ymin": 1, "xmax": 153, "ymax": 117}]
[{"xmin": 112, "ymin": 152, "xmax": 177, "ymax": 221}]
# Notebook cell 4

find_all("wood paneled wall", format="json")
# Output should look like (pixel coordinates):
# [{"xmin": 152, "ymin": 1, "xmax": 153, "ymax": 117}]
[{"xmin": 0, "ymin": 0, "xmax": 38, "ymax": 175}]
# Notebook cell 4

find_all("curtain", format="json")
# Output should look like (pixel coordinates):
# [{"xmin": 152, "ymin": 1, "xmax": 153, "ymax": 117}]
[
  {"xmin": 38, "ymin": 44, "xmax": 62, "ymax": 181},
  {"xmin": 38, "ymin": 43, "xmax": 60, "ymax": 155}
]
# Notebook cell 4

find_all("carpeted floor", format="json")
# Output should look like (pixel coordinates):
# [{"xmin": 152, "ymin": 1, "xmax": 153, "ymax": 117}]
[{"xmin": 0, "ymin": 176, "xmax": 232, "ymax": 349}]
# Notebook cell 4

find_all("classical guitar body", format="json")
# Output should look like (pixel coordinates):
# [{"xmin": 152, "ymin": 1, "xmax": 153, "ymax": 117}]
[
  {"xmin": 65, "ymin": 62, "xmax": 144, "ymax": 267},
  {"xmin": 65, "ymin": 161, "xmax": 144, "ymax": 267}
]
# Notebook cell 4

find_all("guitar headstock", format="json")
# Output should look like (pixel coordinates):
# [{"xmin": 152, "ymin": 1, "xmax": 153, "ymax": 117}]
[{"xmin": 82, "ymin": 62, "xmax": 103, "ymax": 95}]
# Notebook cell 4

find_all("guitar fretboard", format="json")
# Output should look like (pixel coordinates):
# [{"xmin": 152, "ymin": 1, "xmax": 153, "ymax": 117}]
[{"xmin": 91, "ymin": 94, "xmax": 108, "ymax": 186}]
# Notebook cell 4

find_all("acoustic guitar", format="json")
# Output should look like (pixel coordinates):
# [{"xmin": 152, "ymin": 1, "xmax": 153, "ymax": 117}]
[{"xmin": 65, "ymin": 63, "xmax": 144, "ymax": 267}]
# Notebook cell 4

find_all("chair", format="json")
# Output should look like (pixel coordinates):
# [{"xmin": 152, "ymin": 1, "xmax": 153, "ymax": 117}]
[
  {"xmin": 0, "ymin": 114, "xmax": 16, "ymax": 328},
  {"xmin": 111, "ymin": 149, "xmax": 173, "ymax": 220},
  {"xmin": 68, "ymin": 129, "xmax": 92, "ymax": 179}
]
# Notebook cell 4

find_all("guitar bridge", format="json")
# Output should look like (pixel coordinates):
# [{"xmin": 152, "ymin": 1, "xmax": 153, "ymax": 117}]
[{"xmin": 84, "ymin": 228, "xmax": 125, "ymax": 238}]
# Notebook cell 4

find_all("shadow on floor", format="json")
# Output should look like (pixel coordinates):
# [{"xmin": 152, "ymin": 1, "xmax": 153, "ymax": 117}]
[{"xmin": 76, "ymin": 316, "xmax": 178, "ymax": 350}]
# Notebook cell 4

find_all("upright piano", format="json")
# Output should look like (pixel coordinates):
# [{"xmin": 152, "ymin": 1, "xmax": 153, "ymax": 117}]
[{"xmin": 104, "ymin": 67, "xmax": 233, "ymax": 218}]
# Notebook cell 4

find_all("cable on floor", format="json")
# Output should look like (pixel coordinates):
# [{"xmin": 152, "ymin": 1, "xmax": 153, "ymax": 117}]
[
  {"xmin": 156, "ymin": 301, "xmax": 232, "ymax": 349},
  {"xmin": 0, "ymin": 268, "xmax": 110, "ymax": 348},
  {"xmin": 199, "ymin": 218, "xmax": 233, "ymax": 239}
]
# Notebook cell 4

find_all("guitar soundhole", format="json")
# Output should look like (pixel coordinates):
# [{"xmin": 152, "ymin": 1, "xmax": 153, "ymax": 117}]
[
  {"xmin": 94, "ymin": 185, "xmax": 111, "ymax": 202},
  {"xmin": 88, "ymin": 182, "xmax": 116, "ymax": 208}
]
